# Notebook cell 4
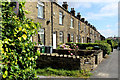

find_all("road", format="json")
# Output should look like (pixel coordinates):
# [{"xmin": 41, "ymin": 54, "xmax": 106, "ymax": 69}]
[{"xmin": 90, "ymin": 49, "xmax": 118, "ymax": 78}]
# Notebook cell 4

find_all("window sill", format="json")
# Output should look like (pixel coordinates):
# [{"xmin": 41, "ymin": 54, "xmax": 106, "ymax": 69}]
[
  {"xmin": 70, "ymin": 27, "xmax": 74, "ymax": 29},
  {"xmin": 59, "ymin": 24, "xmax": 64, "ymax": 26},
  {"xmin": 37, "ymin": 17, "xmax": 45, "ymax": 20}
]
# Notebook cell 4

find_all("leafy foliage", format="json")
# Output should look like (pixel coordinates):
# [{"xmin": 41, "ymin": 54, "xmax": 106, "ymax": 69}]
[
  {"xmin": 86, "ymin": 47, "xmax": 94, "ymax": 50},
  {"xmin": 1, "ymin": 1, "xmax": 40, "ymax": 79}
]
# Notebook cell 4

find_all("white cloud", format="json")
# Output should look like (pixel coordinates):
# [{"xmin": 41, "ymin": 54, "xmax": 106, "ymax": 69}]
[
  {"xmin": 106, "ymin": 25, "xmax": 111, "ymax": 27},
  {"xmin": 86, "ymin": 3, "xmax": 118, "ymax": 20},
  {"xmin": 98, "ymin": 22, "xmax": 118, "ymax": 37},
  {"xmin": 68, "ymin": 2, "xmax": 91, "ymax": 9},
  {"xmin": 59, "ymin": 2, "xmax": 92, "ymax": 9},
  {"xmin": 98, "ymin": 28, "xmax": 118, "ymax": 38},
  {"xmin": 100, "ymin": 3, "xmax": 117, "ymax": 13}
]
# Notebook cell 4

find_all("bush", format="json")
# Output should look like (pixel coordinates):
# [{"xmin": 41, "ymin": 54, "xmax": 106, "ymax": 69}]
[
  {"xmin": 1, "ymin": 1, "xmax": 40, "ymax": 79},
  {"xmin": 99, "ymin": 42, "xmax": 111, "ymax": 56},
  {"xmin": 66, "ymin": 42, "xmax": 111, "ymax": 57},
  {"xmin": 86, "ymin": 47, "xmax": 94, "ymax": 50}
]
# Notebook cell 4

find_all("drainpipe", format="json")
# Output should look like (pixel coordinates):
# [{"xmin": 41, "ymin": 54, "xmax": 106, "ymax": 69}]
[{"xmin": 51, "ymin": 2, "xmax": 53, "ymax": 46}]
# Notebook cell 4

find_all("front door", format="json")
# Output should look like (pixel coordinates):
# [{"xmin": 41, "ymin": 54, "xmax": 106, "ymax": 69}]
[
  {"xmin": 82, "ymin": 37, "xmax": 84, "ymax": 43},
  {"xmin": 53, "ymin": 32, "xmax": 57, "ymax": 49},
  {"xmin": 67, "ymin": 34, "xmax": 70, "ymax": 42}
]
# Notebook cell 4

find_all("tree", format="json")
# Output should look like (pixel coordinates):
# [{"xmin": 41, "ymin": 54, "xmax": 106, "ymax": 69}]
[{"xmin": 1, "ymin": 1, "xmax": 40, "ymax": 79}]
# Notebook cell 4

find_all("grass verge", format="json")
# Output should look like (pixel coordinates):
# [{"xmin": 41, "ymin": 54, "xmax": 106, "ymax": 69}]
[{"xmin": 36, "ymin": 67, "xmax": 92, "ymax": 78}]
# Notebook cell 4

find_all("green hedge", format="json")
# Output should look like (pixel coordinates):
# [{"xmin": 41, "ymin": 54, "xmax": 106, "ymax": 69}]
[
  {"xmin": 66, "ymin": 42, "xmax": 111, "ymax": 56},
  {"xmin": 96, "ymin": 39, "xmax": 118, "ymax": 50}
]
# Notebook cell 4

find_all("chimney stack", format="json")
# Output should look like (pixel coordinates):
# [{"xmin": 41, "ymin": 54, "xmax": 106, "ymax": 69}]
[
  {"xmin": 90, "ymin": 25, "xmax": 93, "ymax": 28},
  {"xmin": 81, "ymin": 18, "xmax": 85, "ymax": 22},
  {"xmin": 62, "ymin": 2, "xmax": 68, "ymax": 10},
  {"xmin": 70, "ymin": 8, "xmax": 75, "ymax": 16},
  {"xmin": 85, "ymin": 21, "xmax": 88, "ymax": 25},
  {"xmin": 77, "ymin": 12, "xmax": 81, "ymax": 20}
]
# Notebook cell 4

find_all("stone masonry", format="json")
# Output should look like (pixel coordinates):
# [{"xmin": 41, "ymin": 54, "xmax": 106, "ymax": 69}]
[
  {"xmin": 36, "ymin": 50, "xmax": 103, "ymax": 70},
  {"xmin": 24, "ymin": 1, "xmax": 105, "ymax": 47}
]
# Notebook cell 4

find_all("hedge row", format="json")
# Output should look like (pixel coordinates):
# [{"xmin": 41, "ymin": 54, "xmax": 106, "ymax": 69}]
[
  {"xmin": 66, "ymin": 42, "xmax": 111, "ymax": 57},
  {"xmin": 96, "ymin": 39, "xmax": 118, "ymax": 50}
]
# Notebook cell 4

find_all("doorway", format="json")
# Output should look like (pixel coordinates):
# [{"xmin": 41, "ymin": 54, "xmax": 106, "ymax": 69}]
[
  {"xmin": 67, "ymin": 34, "xmax": 70, "ymax": 42},
  {"xmin": 53, "ymin": 32, "xmax": 57, "ymax": 49}
]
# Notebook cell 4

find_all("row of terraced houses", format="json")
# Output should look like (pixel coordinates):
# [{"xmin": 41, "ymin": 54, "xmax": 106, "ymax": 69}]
[{"xmin": 23, "ymin": 0, "xmax": 105, "ymax": 49}]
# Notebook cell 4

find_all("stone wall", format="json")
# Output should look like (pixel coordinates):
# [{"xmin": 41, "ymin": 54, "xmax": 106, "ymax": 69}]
[
  {"xmin": 36, "ymin": 49, "xmax": 103, "ymax": 70},
  {"xmin": 24, "ymin": 2, "xmax": 102, "ymax": 47},
  {"xmin": 94, "ymin": 50, "xmax": 103, "ymax": 65},
  {"xmin": 24, "ymin": 2, "xmax": 52, "ymax": 46}
]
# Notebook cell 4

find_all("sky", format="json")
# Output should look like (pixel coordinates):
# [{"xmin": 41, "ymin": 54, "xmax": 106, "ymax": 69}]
[{"xmin": 58, "ymin": 0, "xmax": 119, "ymax": 38}]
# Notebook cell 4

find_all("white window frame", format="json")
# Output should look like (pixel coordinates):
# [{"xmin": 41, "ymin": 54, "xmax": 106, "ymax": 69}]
[
  {"xmin": 37, "ymin": 2, "xmax": 44, "ymax": 19},
  {"xmin": 71, "ymin": 34, "xmax": 74, "ymax": 42},
  {"xmin": 76, "ymin": 35, "xmax": 78, "ymax": 43},
  {"xmin": 38, "ymin": 29, "xmax": 45, "ymax": 46},
  {"xmin": 59, "ymin": 12, "xmax": 63, "ymax": 25},
  {"xmin": 82, "ymin": 37, "xmax": 84, "ymax": 43},
  {"xmin": 59, "ymin": 31, "xmax": 64, "ymax": 43},
  {"xmin": 84, "ymin": 24, "xmax": 86, "ymax": 33},
  {"xmin": 78, "ymin": 22, "xmax": 80, "ymax": 30},
  {"xmin": 70, "ymin": 18, "xmax": 74, "ymax": 28}
]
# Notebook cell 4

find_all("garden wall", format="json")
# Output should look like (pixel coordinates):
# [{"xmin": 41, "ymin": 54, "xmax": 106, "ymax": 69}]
[{"xmin": 36, "ymin": 50, "xmax": 103, "ymax": 71}]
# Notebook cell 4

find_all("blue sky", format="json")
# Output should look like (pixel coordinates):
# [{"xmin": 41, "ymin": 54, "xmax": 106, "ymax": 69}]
[{"xmin": 58, "ymin": 0, "xmax": 119, "ymax": 38}]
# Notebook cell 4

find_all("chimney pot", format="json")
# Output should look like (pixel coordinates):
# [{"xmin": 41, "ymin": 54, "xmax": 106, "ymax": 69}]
[
  {"xmin": 81, "ymin": 18, "xmax": 85, "ymax": 22},
  {"xmin": 90, "ymin": 25, "xmax": 93, "ymax": 28},
  {"xmin": 85, "ymin": 21, "xmax": 88, "ymax": 25},
  {"xmin": 77, "ymin": 12, "xmax": 81, "ymax": 20},
  {"xmin": 62, "ymin": 2, "xmax": 68, "ymax": 10},
  {"xmin": 70, "ymin": 8, "xmax": 75, "ymax": 16}
]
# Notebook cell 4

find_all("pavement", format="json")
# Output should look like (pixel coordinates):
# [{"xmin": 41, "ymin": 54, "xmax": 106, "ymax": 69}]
[{"xmin": 90, "ymin": 49, "xmax": 118, "ymax": 78}]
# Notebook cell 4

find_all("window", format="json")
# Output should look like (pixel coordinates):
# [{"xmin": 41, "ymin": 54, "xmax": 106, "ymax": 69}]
[
  {"xmin": 86, "ymin": 27, "xmax": 88, "ymax": 34},
  {"xmin": 78, "ymin": 22, "xmax": 80, "ymax": 30},
  {"xmin": 59, "ymin": 31, "xmax": 64, "ymax": 43},
  {"xmin": 38, "ymin": 29, "xmax": 44, "ymax": 45},
  {"xmin": 93, "ymin": 30, "xmax": 94, "ymax": 35},
  {"xmin": 84, "ymin": 37, "xmax": 86, "ymax": 43},
  {"xmin": 67, "ymin": 34, "xmax": 70, "ymax": 42},
  {"xmin": 84, "ymin": 24, "xmax": 86, "ymax": 32},
  {"xmin": 71, "ymin": 34, "xmax": 74, "ymax": 42},
  {"xmin": 70, "ymin": 18, "xmax": 74, "ymax": 28},
  {"xmin": 37, "ymin": 2, "xmax": 44, "ymax": 19},
  {"xmin": 94, "ymin": 33, "xmax": 96, "ymax": 37},
  {"xmin": 82, "ymin": 37, "xmax": 84, "ymax": 43},
  {"xmin": 59, "ymin": 12, "xmax": 63, "ymax": 25},
  {"xmin": 90, "ymin": 29, "xmax": 92, "ymax": 34},
  {"xmin": 76, "ymin": 36, "xmax": 78, "ymax": 43}
]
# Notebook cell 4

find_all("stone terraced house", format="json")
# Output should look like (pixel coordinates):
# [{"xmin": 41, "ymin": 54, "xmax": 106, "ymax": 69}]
[{"xmin": 23, "ymin": 0, "xmax": 105, "ymax": 49}]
